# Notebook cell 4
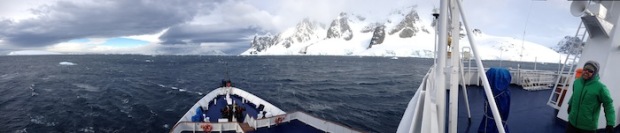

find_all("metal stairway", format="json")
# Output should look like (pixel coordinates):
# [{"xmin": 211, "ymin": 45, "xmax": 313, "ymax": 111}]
[{"xmin": 547, "ymin": 22, "xmax": 587, "ymax": 109}]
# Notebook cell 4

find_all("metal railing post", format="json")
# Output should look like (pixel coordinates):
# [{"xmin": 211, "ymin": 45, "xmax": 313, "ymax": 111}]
[{"xmin": 456, "ymin": 0, "xmax": 506, "ymax": 132}]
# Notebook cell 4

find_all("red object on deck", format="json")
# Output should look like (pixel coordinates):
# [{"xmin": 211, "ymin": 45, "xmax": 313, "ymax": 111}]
[{"xmin": 575, "ymin": 68, "xmax": 583, "ymax": 78}]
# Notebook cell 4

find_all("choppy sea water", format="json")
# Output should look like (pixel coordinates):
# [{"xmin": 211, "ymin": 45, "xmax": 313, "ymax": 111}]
[{"xmin": 0, "ymin": 55, "xmax": 560, "ymax": 133}]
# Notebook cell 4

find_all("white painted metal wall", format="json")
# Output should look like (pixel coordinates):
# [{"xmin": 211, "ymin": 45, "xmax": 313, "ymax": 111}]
[{"xmin": 558, "ymin": 1, "xmax": 620, "ymax": 129}]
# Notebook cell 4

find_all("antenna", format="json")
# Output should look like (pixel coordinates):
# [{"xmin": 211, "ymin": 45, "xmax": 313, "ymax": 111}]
[
  {"xmin": 221, "ymin": 60, "xmax": 232, "ymax": 87},
  {"xmin": 520, "ymin": 0, "xmax": 534, "ymax": 62},
  {"xmin": 432, "ymin": 7, "xmax": 440, "ymax": 19}
]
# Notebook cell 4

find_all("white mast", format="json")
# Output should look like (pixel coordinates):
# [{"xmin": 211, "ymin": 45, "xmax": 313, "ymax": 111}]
[
  {"xmin": 397, "ymin": 0, "xmax": 507, "ymax": 132},
  {"xmin": 448, "ymin": 0, "xmax": 461, "ymax": 132},
  {"xmin": 434, "ymin": 0, "xmax": 449, "ymax": 132}
]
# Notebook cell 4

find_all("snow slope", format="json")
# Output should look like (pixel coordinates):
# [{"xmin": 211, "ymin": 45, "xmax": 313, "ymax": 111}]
[{"xmin": 241, "ymin": 6, "xmax": 563, "ymax": 63}]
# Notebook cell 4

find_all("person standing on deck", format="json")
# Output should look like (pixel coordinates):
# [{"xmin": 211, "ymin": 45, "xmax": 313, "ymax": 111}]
[{"xmin": 566, "ymin": 61, "xmax": 615, "ymax": 133}]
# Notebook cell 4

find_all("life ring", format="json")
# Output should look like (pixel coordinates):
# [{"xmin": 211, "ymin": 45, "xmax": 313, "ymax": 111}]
[
  {"xmin": 200, "ymin": 124, "xmax": 212, "ymax": 133},
  {"xmin": 275, "ymin": 117, "xmax": 284, "ymax": 125}
]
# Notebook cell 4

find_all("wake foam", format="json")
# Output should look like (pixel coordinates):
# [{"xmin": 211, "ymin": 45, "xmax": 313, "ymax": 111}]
[
  {"xmin": 29, "ymin": 84, "xmax": 38, "ymax": 96},
  {"xmin": 79, "ymin": 127, "xmax": 95, "ymax": 133},
  {"xmin": 163, "ymin": 124, "xmax": 170, "ymax": 129},
  {"xmin": 156, "ymin": 83, "xmax": 204, "ymax": 95},
  {"xmin": 14, "ymin": 128, "xmax": 27, "ymax": 133},
  {"xmin": 59, "ymin": 62, "xmax": 77, "ymax": 66},
  {"xmin": 73, "ymin": 83, "xmax": 100, "ymax": 92},
  {"xmin": 30, "ymin": 115, "xmax": 57, "ymax": 126}
]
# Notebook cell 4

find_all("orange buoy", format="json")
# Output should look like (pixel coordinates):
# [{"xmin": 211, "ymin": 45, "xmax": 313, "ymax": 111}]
[
  {"xmin": 575, "ymin": 68, "xmax": 583, "ymax": 78},
  {"xmin": 275, "ymin": 117, "xmax": 284, "ymax": 125}
]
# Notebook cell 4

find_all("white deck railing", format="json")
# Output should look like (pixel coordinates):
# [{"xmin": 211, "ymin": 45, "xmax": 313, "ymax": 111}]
[
  {"xmin": 287, "ymin": 111, "xmax": 362, "ymax": 133},
  {"xmin": 169, "ymin": 122, "xmax": 243, "ymax": 133},
  {"xmin": 171, "ymin": 111, "xmax": 363, "ymax": 133},
  {"xmin": 461, "ymin": 67, "xmax": 556, "ymax": 91},
  {"xmin": 177, "ymin": 87, "xmax": 286, "ymax": 124},
  {"xmin": 397, "ymin": 68, "xmax": 432, "ymax": 133}
]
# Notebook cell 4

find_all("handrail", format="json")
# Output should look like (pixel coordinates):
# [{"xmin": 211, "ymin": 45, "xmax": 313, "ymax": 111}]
[
  {"xmin": 170, "ymin": 121, "xmax": 242, "ymax": 133},
  {"xmin": 288, "ymin": 111, "xmax": 363, "ymax": 133},
  {"xmin": 457, "ymin": 0, "xmax": 506, "ymax": 132},
  {"xmin": 415, "ymin": 68, "xmax": 433, "ymax": 132},
  {"xmin": 397, "ymin": 67, "xmax": 432, "ymax": 133},
  {"xmin": 171, "ymin": 111, "xmax": 364, "ymax": 133}
]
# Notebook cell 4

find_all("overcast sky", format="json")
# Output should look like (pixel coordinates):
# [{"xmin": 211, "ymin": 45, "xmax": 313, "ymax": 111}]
[{"xmin": 0, "ymin": 0, "xmax": 580, "ymax": 55}]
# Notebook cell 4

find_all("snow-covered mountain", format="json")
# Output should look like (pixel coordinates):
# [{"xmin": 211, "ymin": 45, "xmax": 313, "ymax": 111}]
[
  {"xmin": 247, "ymin": 18, "xmax": 326, "ymax": 55},
  {"xmin": 241, "ymin": 6, "xmax": 563, "ymax": 63}
]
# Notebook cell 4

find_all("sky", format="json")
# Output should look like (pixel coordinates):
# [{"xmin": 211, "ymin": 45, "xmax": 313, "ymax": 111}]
[{"xmin": 0, "ymin": 0, "xmax": 580, "ymax": 55}]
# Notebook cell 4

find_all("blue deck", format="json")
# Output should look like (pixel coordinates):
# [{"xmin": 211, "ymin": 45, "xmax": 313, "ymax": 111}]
[
  {"xmin": 193, "ymin": 94, "xmax": 324, "ymax": 132},
  {"xmin": 456, "ymin": 85, "xmax": 619, "ymax": 133},
  {"xmin": 203, "ymin": 95, "xmax": 261, "ymax": 122},
  {"xmin": 249, "ymin": 119, "xmax": 323, "ymax": 133}
]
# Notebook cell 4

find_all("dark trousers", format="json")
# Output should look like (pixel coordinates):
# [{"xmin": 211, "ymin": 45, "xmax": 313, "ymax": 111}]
[{"xmin": 566, "ymin": 123, "xmax": 595, "ymax": 133}]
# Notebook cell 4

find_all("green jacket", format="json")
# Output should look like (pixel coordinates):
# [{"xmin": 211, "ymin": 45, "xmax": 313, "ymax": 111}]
[{"xmin": 568, "ymin": 75, "xmax": 615, "ymax": 130}]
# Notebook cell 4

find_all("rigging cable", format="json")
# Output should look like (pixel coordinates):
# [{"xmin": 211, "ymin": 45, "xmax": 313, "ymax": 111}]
[{"xmin": 520, "ymin": 0, "xmax": 535, "ymax": 62}]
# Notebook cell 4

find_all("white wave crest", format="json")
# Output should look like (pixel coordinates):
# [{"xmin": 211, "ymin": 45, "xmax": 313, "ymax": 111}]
[{"xmin": 59, "ymin": 62, "xmax": 77, "ymax": 66}]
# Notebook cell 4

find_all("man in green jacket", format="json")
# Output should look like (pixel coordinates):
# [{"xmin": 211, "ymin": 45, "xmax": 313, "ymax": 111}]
[{"xmin": 566, "ymin": 60, "xmax": 615, "ymax": 133}]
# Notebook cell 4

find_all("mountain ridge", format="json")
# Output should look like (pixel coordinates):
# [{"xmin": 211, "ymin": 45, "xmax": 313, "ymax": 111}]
[{"xmin": 242, "ymin": 6, "xmax": 563, "ymax": 63}]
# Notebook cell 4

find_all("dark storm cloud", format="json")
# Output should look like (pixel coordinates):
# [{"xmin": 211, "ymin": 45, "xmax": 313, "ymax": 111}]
[
  {"xmin": 0, "ymin": 0, "xmax": 219, "ymax": 47},
  {"xmin": 159, "ymin": 24, "xmax": 261, "ymax": 45}
]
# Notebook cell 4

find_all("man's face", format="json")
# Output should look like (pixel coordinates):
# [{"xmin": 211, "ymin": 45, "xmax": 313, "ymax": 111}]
[{"xmin": 583, "ymin": 65, "xmax": 595, "ymax": 80}]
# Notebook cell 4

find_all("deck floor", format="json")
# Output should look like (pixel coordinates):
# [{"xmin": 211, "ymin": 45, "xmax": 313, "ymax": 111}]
[
  {"xmin": 456, "ymin": 85, "xmax": 619, "ymax": 133},
  {"xmin": 203, "ymin": 95, "xmax": 261, "ymax": 122},
  {"xmin": 249, "ymin": 119, "xmax": 323, "ymax": 133},
  {"xmin": 197, "ymin": 95, "xmax": 324, "ymax": 132}
]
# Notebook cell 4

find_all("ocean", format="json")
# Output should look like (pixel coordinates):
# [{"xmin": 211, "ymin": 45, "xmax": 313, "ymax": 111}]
[{"xmin": 0, "ymin": 55, "xmax": 560, "ymax": 133}]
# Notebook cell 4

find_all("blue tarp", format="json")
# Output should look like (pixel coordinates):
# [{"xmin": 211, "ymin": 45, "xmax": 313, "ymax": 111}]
[
  {"xmin": 191, "ymin": 106, "xmax": 204, "ymax": 122},
  {"xmin": 478, "ymin": 67, "xmax": 511, "ymax": 133}
]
